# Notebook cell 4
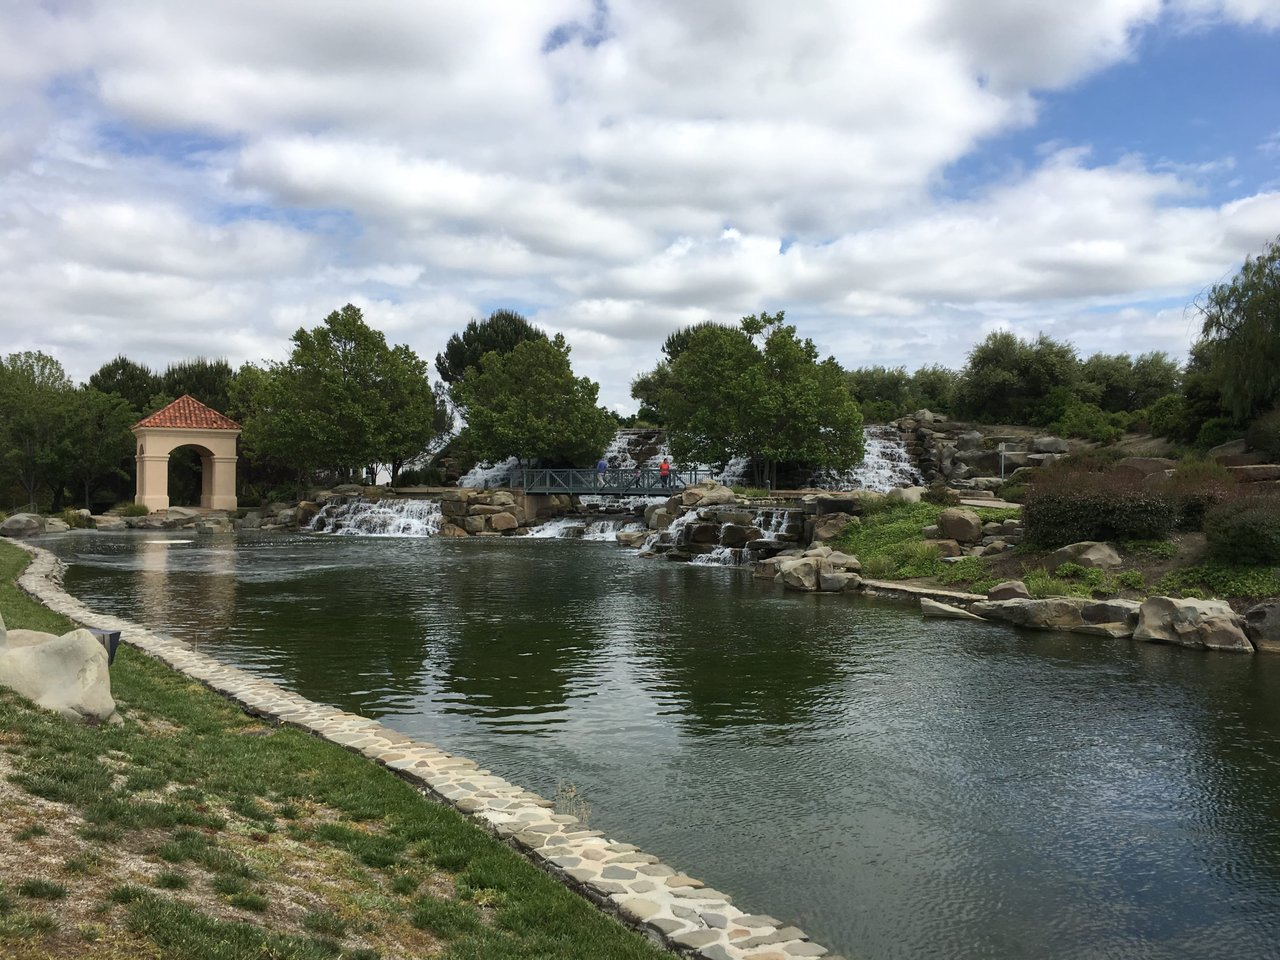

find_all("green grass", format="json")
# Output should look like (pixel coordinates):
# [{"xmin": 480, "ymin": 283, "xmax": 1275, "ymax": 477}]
[
  {"xmin": 17, "ymin": 879, "xmax": 66, "ymax": 901},
  {"xmin": 0, "ymin": 540, "xmax": 670, "ymax": 960},
  {"xmin": 1122, "ymin": 539, "xmax": 1178, "ymax": 560},
  {"xmin": 833, "ymin": 502, "xmax": 945, "ymax": 580},
  {"xmin": 937, "ymin": 557, "xmax": 1001, "ymax": 595},
  {"xmin": 1157, "ymin": 562, "xmax": 1280, "ymax": 600},
  {"xmin": 14, "ymin": 825, "xmax": 48, "ymax": 841}
]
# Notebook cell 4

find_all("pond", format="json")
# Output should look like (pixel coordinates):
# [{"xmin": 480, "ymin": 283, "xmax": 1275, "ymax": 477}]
[{"xmin": 41, "ymin": 530, "xmax": 1280, "ymax": 960}]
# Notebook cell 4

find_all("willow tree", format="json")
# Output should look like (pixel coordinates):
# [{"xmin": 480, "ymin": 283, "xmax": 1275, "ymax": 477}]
[{"xmin": 1198, "ymin": 235, "xmax": 1280, "ymax": 421}]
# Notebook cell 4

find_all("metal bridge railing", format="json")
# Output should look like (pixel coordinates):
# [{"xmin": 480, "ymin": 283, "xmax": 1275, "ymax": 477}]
[{"xmin": 518, "ymin": 467, "xmax": 710, "ymax": 495}]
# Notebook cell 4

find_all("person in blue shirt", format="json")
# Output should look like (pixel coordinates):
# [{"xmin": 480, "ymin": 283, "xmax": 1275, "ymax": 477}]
[{"xmin": 596, "ymin": 456, "xmax": 608, "ymax": 487}]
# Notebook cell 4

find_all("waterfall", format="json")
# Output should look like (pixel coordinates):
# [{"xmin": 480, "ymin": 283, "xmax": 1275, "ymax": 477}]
[
  {"xmin": 816, "ymin": 426, "xmax": 921, "ymax": 493},
  {"xmin": 458, "ymin": 456, "xmax": 520, "ymax": 488},
  {"xmin": 526, "ymin": 518, "xmax": 646, "ymax": 541},
  {"xmin": 309, "ymin": 498, "xmax": 443, "ymax": 537},
  {"xmin": 752, "ymin": 509, "xmax": 792, "ymax": 538},
  {"xmin": 691, "ymin": 546, "xmax": 742, "ymax": 566}
]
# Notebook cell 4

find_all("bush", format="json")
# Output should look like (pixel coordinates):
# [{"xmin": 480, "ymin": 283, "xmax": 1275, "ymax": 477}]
[
  {"xmin": 1165, "ymin": 458, "xmax": 1237, "ymax": 530},
  {"xmin": 57, "ymin": 508, "xmax": 90, "ymax": 529},
  {"xmin": 922, "ymin": 482, "xmax": 960, "ymax": 506},
  {"xmin": 395, "ymin": 466, "xmax": 444, "ymax": 486},
  {"xmin": 1146, "ymin": 393, "xmax": 1187, "ymax": 439},
  {"xmin": 1246, "ymin": 408, "xmax": 1280, "ymax": 461},
  {"xmin": 119, "ymin": 503, "xmax": 150, "ymax": 517},
  {"xmin": 1054, "ymin": 400, "xmax": 1124, "ymax": 443},
  {"xmin": 1023, "ymin": 467, "xmax": 1177, "ymax": 547},
  {"xmin": 1195, "ymin": 417, "xmax": 1241, "ymax": 450},
  {"xmin": 1204, "ymin": 494, "xmax": 1280, "ymax": 564}
]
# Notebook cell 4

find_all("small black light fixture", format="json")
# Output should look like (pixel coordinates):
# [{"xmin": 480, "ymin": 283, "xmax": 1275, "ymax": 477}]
[{"xmin": 88, "ymin": 628, "xmax": 121, "ymax": 666}]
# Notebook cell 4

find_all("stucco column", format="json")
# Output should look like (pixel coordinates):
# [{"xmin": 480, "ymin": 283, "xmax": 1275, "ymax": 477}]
[
  {"xmin": 199, "ymin": 453, "xmax": 214, "ymax": 508},
  {"xmin": 209, "ymin": 456, "xmax": 238, "ymax": 511},
  {"xmin": 135, "ymin": 454, "xmax": 170, "ymax": 511}
]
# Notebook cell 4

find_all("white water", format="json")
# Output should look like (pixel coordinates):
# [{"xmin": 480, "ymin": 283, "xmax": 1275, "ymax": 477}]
[
  {"xmin": 458, "ymin": 456, "xmax": 520, "ymax": 488},
  {"xmin": 753, "ymin": 510, "xmax": 792, "ymax": 538},
  {"xmin": 816, "ymin": 426, "xmax": 921, "ymax": 493},
  {"xmin": 526, "ymin": 517, "xmax": 645, "ymax": 541},
  {"xmin": 691, "ymin": 545, "xmax": 741, "ymax": 566},
  {"xmin": 309, "ymin": 498, "xmax": 443, "ymax": 537}
]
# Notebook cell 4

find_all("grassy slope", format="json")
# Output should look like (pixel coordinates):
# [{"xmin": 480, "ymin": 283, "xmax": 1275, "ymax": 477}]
[{"xmin": 0, "ymin": 541, "xmax": 669, "ymax": 960}]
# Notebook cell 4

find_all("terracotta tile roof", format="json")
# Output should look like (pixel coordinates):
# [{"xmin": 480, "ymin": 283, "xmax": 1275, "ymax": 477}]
[{"xmin": 133, "ymin": 395, "xmax": 242, "ymax": 431}]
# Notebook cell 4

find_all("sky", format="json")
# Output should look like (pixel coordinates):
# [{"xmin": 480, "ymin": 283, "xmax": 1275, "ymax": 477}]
[{"xmin": 1, "ymin": 1, "xmax": 1278, "ymax": 413}]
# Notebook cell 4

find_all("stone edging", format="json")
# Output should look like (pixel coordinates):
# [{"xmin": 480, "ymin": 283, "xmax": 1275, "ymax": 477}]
[
  {"xmin": 11, "ymin": 542, "xmax": 841, "ymax": 960},
  {"xmin": 858, "ymin": 578, "xmax": 985, "ymax": 607}
]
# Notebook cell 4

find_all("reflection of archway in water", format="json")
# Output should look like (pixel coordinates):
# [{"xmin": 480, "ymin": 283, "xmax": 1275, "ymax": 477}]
[
  {"xmin": 132, "ymin": 396, "xmax": 241, "ymax": 512},
  {"xmin": 137, "ymin": 539, "xmax": 237, "ymax": 640}
]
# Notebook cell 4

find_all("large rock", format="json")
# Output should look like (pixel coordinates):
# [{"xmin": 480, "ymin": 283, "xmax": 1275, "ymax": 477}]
[
  {"xmin": 987, "ymin": 580, "xmax": 1031, "ymax": 601},
  {"xmin": 1244, "ymin": 602, "xmax": 1280, "ymax": 654},
  {"xmin": 825, "ymin": 551, "xmax": 861, "ymax": 572},
  {"xmin": 811, "ymin": 513, "xmax": 854, "ymax": 542},
  {"xmin": 681, "ymin": 481, "xmax": 736, "ymax": 507},
  {"xmin": 956, "ymin": 430, "xmax": 983, "ymax": 451},
  {"xmin": 43, "ymin": 518, "xmax": 70, "ymax": 534},
  {"xmin": 461, "ymin": 515, "xmax": 486, "ymax": 534},
  {"xmin": 615, "ymin": 530, "xmax": 650, "ymax": 548},
  {"xmin": 1207, "ymin": 438, "xmax": 1248, "ymax": 461},
  {"xmin": 819, "ymin": 571, "xmax": 859, "ymax": 592},
  {"xmin": 923, "ymin": 538, "xmax": 963, "ymax": 557},
  {"xmin": 719, "ymin": 524, "xmax": 760, "ymax": 548},
  {"xmin": 166, "ymin": 506, "xmax": 200, "ymax": 522},
  {"xmin": 648, "ymin": 508, "xmax": 673, "ymax": 532},
  {"xmin": 489, "ymin": 512, "xmax": 518, "ymax": 532},
  {"xmin": 1227, "ymin": 464, "xmax": 1280, "ymax": 482},
  {"xmin": 1047, "ymin": 541, "xmax": 1122, "ymax": 572},
  {"xmin": 921, "ymin": 598, "xmax": 985, "ymax": 621},
  {"xmin": 938, "ymin": 508, "xmax": 982, "ymax": 544},
  {"xmin": 970, "ymin": 598, "xmax": 1089, "ymax": 631},
  {"xmin": 777, "ymin": 557, "xmax": 823, "ymax": 592},
  {"xmin": 885, "ymin": 486, "xmax": 924, "ymax": 504},
  {"xmin": 1, "ymin": 513, "xmax": 45, "ymax": 538},
  {"xmin": 1081, "ymin": 599, "xmax": 1141, "ymax": 626},
  {"xmin": 438, "ymin": 523, "xmax": 469, "ymax": 537},
  {"xmin": 1032, "ymin": 436, "xmax": 1069, "ymax": 454},
  {"xmin": 1116, "ymin": 457, "xmax": 1177, "ymax": 477},
  {"xmin": 1133, "ymin": 597, "xmax": 1252, "ymax": 652},
  {"xmin": 90, "ymin": 515, "xmax": 127, "ymax": 532},
  {"xmin": 0, "ymin": 615, "xmax": 116, "ymax": 722}
]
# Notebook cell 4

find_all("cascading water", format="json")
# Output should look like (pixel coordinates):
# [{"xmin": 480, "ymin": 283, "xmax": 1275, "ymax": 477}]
[
  {"xmin": 526, "ymin": 518, "xmax": 646, "ymax": 541},
  {"xmin": 816, "ymin": 426, "xmax": 921, "ymax": 493},
  {"xmin": 458, "ymin": 457, "xmax": 520, "ymax": 488},
  {"xmin": 309, "ymin": 499, "xmax": 443, "ymax": 536},
  {"xmin": 691, "ymin": 546, "xmax": 742, "ymax": 566}
]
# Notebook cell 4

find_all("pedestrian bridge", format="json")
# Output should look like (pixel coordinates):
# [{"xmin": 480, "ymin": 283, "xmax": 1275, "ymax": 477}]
[{"xmin": 518, "ymin": 467, "xmax": 710, "ymax": 496}]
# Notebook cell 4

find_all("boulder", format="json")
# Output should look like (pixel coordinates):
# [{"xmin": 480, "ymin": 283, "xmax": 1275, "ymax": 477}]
[
  {"xmin": 681, "ymin": 481, "xmax": 736, "ymax": 507},
  {"xmin": 489, "ymin": 512, "xmax": 518, "ymax": 532},
  {"xmin": 956, "ymin": 430, "xmax": 983, "ymax": 451},
  {"xmin": 987, "ymin": 580, "xmax": 1031, "ymax": 601},
  {"xmin": 1244, "ymin": 602, "xmax": 1280, "ymax": 654},
  {"xmin": 462, "ymin": 515, "xmax": 486, "ymax": 534},
  {"xmin": 811, "ymin": 513, "xmax": 853, "ymax": 542},
  {"xmin": 1072, "ymin": 622, "xmax": 1134, "ymax": 638},
  {"xmin": 296, "ymin": 501, "xmax": 321, "ymax": 526},
  {"xmin": 332, "ymin": 483, "xmax": 364, "ymax": 496},
  {"xmin": 1207, "ymin": 438, "xmax": 1248, "ymax": 461},
  {"xmin": 438, "ymin": 523, "xmax": 469, "ymax": 537},
  {"xmin": 440, "ymin": 488, "xmax": 476, "ymax": 502},
  {"xmin": 719, "ymin": 524, "xmax": 761, "ymax": 548},
  {"xmin": 938, "ymin": 508, "xmax": 982, "ymax": 544},
  {"xmin": 920, "ymin": 598, "xmax": 985, "ymax": 620},
  {"xmin": 648, "ymin": 508, "xmax": 673, "ymax": 532},
  {"xmin": 886, "ymin": 486, "xmax": 925, "ymax": 505},
  {"xmin": 777, "ymin": 557, "xmax": 822, "ymax": 592},
  {"xmin": 923, "ymin": 538, "xmax": 963, "ymax": 558},
  {"xmin": 469, "ymin": 504, "xmax": 506, "ymax": 516},
  {"xmin": 43, "ymin": 518, "xmax": 70, "ymax": 534},
  {"xmin": 1116, "ymin": 457, "xmax": 1177, "ymax": 477},
  {"xmin": 1081, "ymin": 599, "xmax": 1141, "ymax": 626},
  {"xmin": 166, "ymin": 506, "xmax": 200, "ymax": 522},
  {"xmin": 754, "ymin": 557, "xmax": 783, "ymax": 580},
  {"xmin": 804, "ymin": 544, "xmax": 833, "ymax": 558},
  {"xmin": 0, "ymin": 615, "xmax": 116, "ymax": 723},
  {"xmin": 819, "ymin": 571, "xmax": 859, "ymax": 592},
  {"xmin": 490, "ymin": 491, "xmax": 517, "ymax": 507},
  {"xmin": 126, "ymin": 515, "xmax": 165, "ymax": 530},
  {"xmin": 970, "ymin": 598, "xmax": 1089, "ymax": 631},
  {"xmin": 815, "ymin": 496, "xmax": 866, "ymax": 516},
  {"xmin": 825, "ymin": 551, "xmax": 861, "ymax": 572},
  {"xmin": 1032, "ymin": 436, "xmax": 1069, "ymax": 454},
  {"xmin": 1133, "ymin": 597, "xmax": 1252, "ymax": 652},
  {"xmin": 1047, "ymin": 541, "xmax": 1122, "ymax": 572},
  {"xmin": 1026, "ymin": 453, "xmax": 1063, "ymax": 468},
  {"xmin": 1, "ymin": 513, "xmax": 45, "ymax": 538},
  {"xmin": 91, "ymin": 515, "xmax": 127, "ymax": 532},
  {"xmin": 1227, "ymin": 464, "xmax": 1280, "ymax": 483},
  {"xmin": 615, "ymin": 530, "xmax": 650, "ymax": 548}
]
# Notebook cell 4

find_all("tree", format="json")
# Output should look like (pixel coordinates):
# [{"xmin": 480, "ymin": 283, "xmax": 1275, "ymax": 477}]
[
  {"xmin": 954, "ymin": 331, "xmax": 1080, "ymax": 425},
  {"xmin": 0, "ymin": 352, "xmax": 74, "ymax": 509},
  {"xmin": 435, "ymin": 309, "xmax": 547, "ymax": 385},
  {"xmin": 635, "ymin": 312, "xmax": 864, "ymax": 485},
  {"xmin": 1079, "ymin": 351, "xmax": 1181, "ymax": 413},
  {"xmin": 88, "ymin": 356, "xmax": 161, "ymax": 414},
  {"xmin": 452, "ymin": 334, "xmax": 616, "ymax": 466},
  {"xmin": 1198, "ymin": 235, "xmax": 1280, "ymax": 421},
  {"xmin": 57, "ymin": 388, "xmax": 137, "ymax": 509},
  {"xmin": 236, "ymin": 304, "xmax": 447, "ymax": 481},
  {"xmin": 845, "ymin": 366, "xmax": 914, "ymax": 423},
  {"xmin": 160, "ymin": 358, "xmax": 236, "ymax": 415}
]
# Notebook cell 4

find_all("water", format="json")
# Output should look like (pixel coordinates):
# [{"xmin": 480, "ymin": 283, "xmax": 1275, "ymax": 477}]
[
  {"xmin": 43, "ymin": 531, "xmax": 1280, "ymax": 960},
  {"xmin": 818, "ymin": 425, "xmax": 922, "ymax": 492},
  {"xmin": 308, "ymin": 498, "xmax": 443, "ymax": 536}
]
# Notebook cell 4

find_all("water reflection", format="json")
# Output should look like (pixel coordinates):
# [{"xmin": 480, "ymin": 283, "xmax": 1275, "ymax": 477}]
[{"xmin": 44, "ymin": 531, "xmax": 1280, "ymax": 960}]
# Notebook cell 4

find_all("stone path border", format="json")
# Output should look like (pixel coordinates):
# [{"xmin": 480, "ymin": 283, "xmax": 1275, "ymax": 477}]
[
  {"xmin": 859, "ymin": 578, "xmax": 985, "ymax": 608},
  {"xmin": 11, "ymin": 542, "xmax": 842, "ymax": 960}
]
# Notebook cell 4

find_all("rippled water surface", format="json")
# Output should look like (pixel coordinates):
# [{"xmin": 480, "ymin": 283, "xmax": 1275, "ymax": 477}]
[{"xmin": 44, "ymin": 531, "xmax": 1280, "ymax": 959}]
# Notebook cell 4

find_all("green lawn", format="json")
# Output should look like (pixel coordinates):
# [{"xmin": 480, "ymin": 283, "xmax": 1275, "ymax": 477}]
[{"xmin": 0, "ymin": 540, "xmax": 670, "ymax": 960}]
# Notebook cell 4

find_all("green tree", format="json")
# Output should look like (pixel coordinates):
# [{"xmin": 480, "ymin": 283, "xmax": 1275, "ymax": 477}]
[
  {"xmin": 0, "ymin": 352, "xmax": 74, "ymax": 509},
  {"xmin": 909, "ymin": 364, "xmax": 959, "ymax": 413},
  {"xmin": 435, "ymin": 309, "xmax": 547, "ymax": 385},
  {"xmin": 1198, "ymin": 235, "xmax": 1280, "ymax": 421},
  {"xmin": 954, "ymin": 331, "xmax": 1080, "ymax": 425},
  {"xmin": 57, "ymin": 387, "xmax": 137, "ymax": 509},
  {"xmin": 237, "ymin": 304, "xmax": 446, "ymax": 481},
  {"xmin": 845, "ymin": 366, "xmax": 914, "ymax": 423},
  {"xmin": 159, "ymin": 358, "xmax": 236, "ymax": 415},
  {"xmin": 453, "ymin": 334, "xmax": 616, "ymax": 466},
  {"xmin": 636, "ymin": 312, "xmax": 864, "ymax": 485},
  {"xmin": 88, "ymin": 356, "xmax": 161, "ymax": 414}
]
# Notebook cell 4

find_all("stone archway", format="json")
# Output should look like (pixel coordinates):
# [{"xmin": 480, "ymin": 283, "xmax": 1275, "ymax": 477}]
[{"xmin": 132, "ymin": 395, "xmax": 241, "ymax": 512}]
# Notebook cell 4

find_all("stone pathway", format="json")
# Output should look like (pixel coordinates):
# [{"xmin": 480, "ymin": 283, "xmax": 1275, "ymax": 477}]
[{"xmin": 12, "ymin": 542, "xmax": 842, "ymax": 960}]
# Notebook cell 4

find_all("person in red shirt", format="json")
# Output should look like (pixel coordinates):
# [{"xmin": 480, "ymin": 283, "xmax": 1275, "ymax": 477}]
[{"xmin": 659, "ymin": 457, "xmax": 671, "ymax": 488}]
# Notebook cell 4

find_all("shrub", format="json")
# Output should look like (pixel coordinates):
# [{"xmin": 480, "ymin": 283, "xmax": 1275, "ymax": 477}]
[
  {"xmin": 395, "ymin": 466, "xmax": 444, "ymax": 487},
  {"xmin": 1246, "ymin": 408, "xmax": 1280, "ymax": 461},
  {"xmin": 1023, "ymin": 467, "xmax": 1177, "ymax": 547},
  {"xmin": 860, "ymin": 555, "xmax": 898, "ymax": 579},
  {"xmin": 1146, "ymin": 393, "xmax": 1187, "ymax": 439},
  {"xmin": 119, "ymin": 504, "xmax": 150, "ymax": 517},
  {"xmin": 1195, "ymin": 417, "xmax": 1241, "ymax": 450},
  {"xmin": 58, "ymin": 508, "xmax": 90, "ymax": 529},
  {"xmin": 922, "ymin": 482, "xmax": 959, "ymax": 506},
  {"xmin": 1166, "ymin": 458, "xmax": 1237, "ymax": 530},
  {"xmin": 1054, "ymin": 400, "xmax": 1124, "ymax": 443},
  {"xmin": 1204, "ymin": 494, "xmax": 1280, "ymax": 564}
]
